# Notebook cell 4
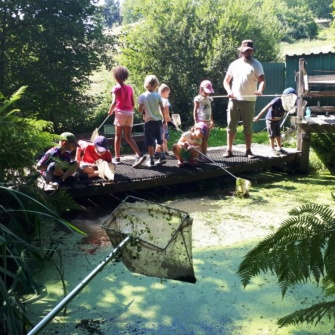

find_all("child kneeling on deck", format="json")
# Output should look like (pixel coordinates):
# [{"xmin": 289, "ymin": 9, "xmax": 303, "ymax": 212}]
[
  {"xmin": 36, "ymin": 132, "xmax": 80, "ymax": 186},
  {"xmin": 76, "ymin": 135, "xmax": 115, "ymax": 181},
  {"xmin": 172, "ymin": 122, "xmax": 207, "ymax": 167}
]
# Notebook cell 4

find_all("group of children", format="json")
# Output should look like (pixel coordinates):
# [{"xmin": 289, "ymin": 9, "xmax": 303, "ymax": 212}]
[
  {"xmin": 36, "ymin": 66, "xmax": 213, "ymax": 186},
  {"xmin": 36, "ymin": 64, "xmax": 293, "ymax": 186}
]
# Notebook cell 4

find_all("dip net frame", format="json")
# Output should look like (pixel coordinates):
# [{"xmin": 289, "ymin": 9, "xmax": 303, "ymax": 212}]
[{"xmin": 101, "ymin": 196, "xmax": 196, "ymax": 284}]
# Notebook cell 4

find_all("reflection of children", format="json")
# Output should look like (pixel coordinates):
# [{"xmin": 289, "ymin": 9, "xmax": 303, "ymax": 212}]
[
  {"xmin": 76, "ymin": 135, "xmax": 114, "ymax": 180},
  {"xmin": 36, "ymin": 132, "xmax": 79, "ymax": 185},
  {"xmin": 254, "ymin": 87, "xmax": 296, "ymax": 155},
  {"xmin": 172, "ymin": 123, "xmax": 207, "ymax": 167},
  {"xmin": 138, "ymin": 75, "xmax": 166, "ymax": 167},
  {"xmin": 193, "ymin": 80, "xmax": 214, "ymax": 155},
  {"xmin": 108, "ymin": 65, "xmax": 146, "ymax": 168},
  {"xmin": 154, "ymin": 83, "xmax": 171, "ymax": 157}
]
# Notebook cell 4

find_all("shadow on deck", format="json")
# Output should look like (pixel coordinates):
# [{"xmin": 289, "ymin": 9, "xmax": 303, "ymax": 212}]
[{"xmin": 56, "ymin": 145, "xmax": 300, "ymax": 198}]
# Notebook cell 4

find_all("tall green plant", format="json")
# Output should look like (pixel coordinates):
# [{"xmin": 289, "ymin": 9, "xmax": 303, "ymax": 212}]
[
  {"xmin": 0, "ymin": 186, "xmax": 84, "ymax": 335},
  {"xmin": 237, "ymin": 203, "xmax": 335, "ymax": 328},
  {"xmin": 0, "ymin": 86, "xmax": 54, "ymax": 184},
  {"xmin": 0, "ymin": 87, "xmax": 85, "ymax": 334}
]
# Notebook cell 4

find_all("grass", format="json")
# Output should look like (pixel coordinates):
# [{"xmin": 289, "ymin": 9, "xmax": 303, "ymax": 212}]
[{"xmin": 280, "ymin": 23, "xmax": 335, "ymax": 59}]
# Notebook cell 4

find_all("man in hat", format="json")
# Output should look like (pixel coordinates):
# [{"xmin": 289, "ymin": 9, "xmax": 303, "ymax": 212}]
[
  {"xmin": 223, "ymin": 39, "xmax": 266, "ymax": 159},
  {"xmin": 36, "ymin": 132, "xmax": 80, "ymax": 185}
]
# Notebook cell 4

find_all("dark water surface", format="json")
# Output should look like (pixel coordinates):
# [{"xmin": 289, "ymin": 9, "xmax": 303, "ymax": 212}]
[{"xmin": 64, "ymin": 178, "xmax": 235, "ymax": 246}]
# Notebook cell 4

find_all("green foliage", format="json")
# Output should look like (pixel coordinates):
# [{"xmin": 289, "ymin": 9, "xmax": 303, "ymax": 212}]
[
  {"xmin": 237, "ymin": 203, "xmax": 335, "ymax": 328},
  {"xmin": 0, "ymin": 186, "xmax": 83, "ymax": 335},
  {"xmin": 279, "ymin": 5, "xmax": 318, "ymax": 42},
  {"xmin": 0, "ymin": 87, "xmax": 55, "ymax": 183},
  {"xmin": 120, "ymin": 0, "xmax": 144, "ymax": 24},
  {"xmin": 310, "ymin": 133, "xmax": 335, "ymax": 168},
  {"xmin": 0, "ymin": 0, "xmax": 113, "ymax": 132},
  {"xmin": 115, "ymin": 0, "xmax": 284, "ymax": 124},
  {"xmin": 103, "ymin": 0, "xmax": 121, "ymax": 28},
  {"xmin": 285, "ymin": 0, "xmax": 333, "ymax": 19}
]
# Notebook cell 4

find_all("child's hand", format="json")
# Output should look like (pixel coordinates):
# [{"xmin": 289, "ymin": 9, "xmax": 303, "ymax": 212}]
[
  {"xmin": 253, "ymin": 116, "xmax": 259, "ymax": 122},
  {"xmin": 108, "ymin": 110, "xmax": 114, "ymax": 116}
]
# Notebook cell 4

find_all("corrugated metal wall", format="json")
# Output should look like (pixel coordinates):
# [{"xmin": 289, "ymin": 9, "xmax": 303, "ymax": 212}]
[
  {"xmin": 255, "ymin": 53, "xmax": 335, "ymax": 132},
  {"xmin": 254, "ymin": 62, "xmax": 286, "ymax": 132},
  {"xmin": 286, "ymin": 52, "xmax": 335, "ymax": 106}
]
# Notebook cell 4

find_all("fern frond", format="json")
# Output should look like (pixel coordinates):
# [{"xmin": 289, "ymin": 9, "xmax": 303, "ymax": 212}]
[
  {"xmin": 322, "ymin": 276, "xmax": 335, "ymax": 296},
  {"xmin": 237, "ymin": 203, "xmax": 335, "ymax": 296},
  {"xmin": 277, "ymin": 300, "xmax": 335, "ymax": 327}
]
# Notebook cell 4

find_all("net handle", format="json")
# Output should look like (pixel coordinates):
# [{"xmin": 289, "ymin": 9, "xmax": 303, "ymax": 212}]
[{"xmin": 211, "ymin": 93, "xmax": 298, "ymax": 99}]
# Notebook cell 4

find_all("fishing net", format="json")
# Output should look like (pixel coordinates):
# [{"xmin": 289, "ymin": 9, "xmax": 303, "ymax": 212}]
[
  {"xmin": 235, "ymin": 178, "xmax": 251, "ymax": 198},
  {"xmin": 172, "ymin": 114, "xmax": 182, "ymax": 131},
  {"xmin": 281, "ymin": 93, "xmax": 297, "ymax": 114},
  {"xmin": 101, "ymin": 196, "xmax": 196, "ymax": 284}
]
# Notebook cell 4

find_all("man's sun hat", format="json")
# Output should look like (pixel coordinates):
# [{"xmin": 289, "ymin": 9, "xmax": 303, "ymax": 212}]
[
  {"xmin": 60, "ymin": 132, "xmax": 79, "ymax": 147},
  {"xmin": 94, "ymin": 135, "xmax": 109, "ymax": 152},
  {"xmin": 200, "ymin": 80, "xmax": 214, "ymax": 94},
  {"xmin": 194, "ymin": 122, "xmax": 208, "ymax": 136},
  {"xmin": 237, "ymin": 40, "xmax": 255, "ymax": 52}
]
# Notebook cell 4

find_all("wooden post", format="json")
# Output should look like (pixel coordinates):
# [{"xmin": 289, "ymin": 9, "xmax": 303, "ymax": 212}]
[{"xmin": 296, "ymin": 58, "xmax": 310, "ymax": 172}]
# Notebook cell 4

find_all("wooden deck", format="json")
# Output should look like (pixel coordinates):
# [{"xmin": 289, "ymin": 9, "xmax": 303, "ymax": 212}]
[{"xmin": 55, "ymin": 144, "xmax": 300, "ymax": 198}]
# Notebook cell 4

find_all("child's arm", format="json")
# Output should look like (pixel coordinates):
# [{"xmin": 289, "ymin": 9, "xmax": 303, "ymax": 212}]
[
  {"xmin": 177, "ymin": 135, "xmax": 187, "ymax": 146},
  {"xmin": 254, "ymin": 101, "xmax": 272, "ymax": 122},
  {"xmin": 131, "ymin": 90, "xmax": 135, "ymax": 108},
  {"xmin": 193, "ymin": 101, "xmax": 199, "ymax": 123},
  {"xmin": 159, "ymin": 101, "xmax": 167, "ymax": 124},
  {"xmin": 138, "ymin": 103, "xmax": 144, "ymax": 114},
  {"xmin": 108, "ymin": 94, "xmax": 116, "ymax": 115},
  {"xmin": 75, "ymin": 140, "xmax": 89, "ymax": 162},
  {"xmin": 163, "ymin": 104, "xmax": 169, "ymax": 121}
]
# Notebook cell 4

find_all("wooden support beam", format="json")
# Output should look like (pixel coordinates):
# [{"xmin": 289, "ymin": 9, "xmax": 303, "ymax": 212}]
[
  {"xmin": 303, "ymin": 91, "xmax": 335, "ymax": 97},
  {"xmin": 299, "ymin": 132, "xmax": 311, "ymax": 173}
]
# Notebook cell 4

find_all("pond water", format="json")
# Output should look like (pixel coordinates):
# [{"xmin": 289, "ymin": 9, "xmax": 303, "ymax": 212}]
[
  {"xmin": 66, "ymin": 178, "xmax": 234, "ymax": 245},
  {"xmin": 31, "ymin": 172, "xmax": 335, "ymax": 335}
]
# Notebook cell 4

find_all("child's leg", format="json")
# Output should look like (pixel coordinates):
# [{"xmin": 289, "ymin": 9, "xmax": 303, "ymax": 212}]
[
  {"xmin": 123, "ymin": 126, "xmax": 142, "ymax": 156},
  {"xmin": 114, "ymin": 125, "xmax": 123, "ymax": 158},
  {"xmin": 172, "ymin": 144, "xmax": 185, "ymax": 165},
  {"xmin": 79, "ymin": 165, "xmax": 99, "ymax": 179},
  {"xmin": 269, "ymin": 137, "xmax": 275, "ymax": 150},
  {"xmin": 275, "ymin": 136, "xmax": 282, "ymax": 149},
  {"xmin": 202, "ymin": 133, "xmax": 209, "ymax": 154},
  {"xmin": 61, "ymin": 161, "xmax": 79, "ymax": 180}
]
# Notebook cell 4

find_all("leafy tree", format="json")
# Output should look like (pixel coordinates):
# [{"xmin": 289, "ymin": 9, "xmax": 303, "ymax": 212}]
[
  {"xmin": 115, "ymin": 0, "xmax": 284, "ymax": 124},
  {"xmin": 285, "ymin": 0, "xmax": 332, "ymax": 19},
  {"xmin": 278, "ymin": 4, "xmax": 318, "ymax": 41},
  {"xmin": 103, "ymin": 0, "xmax": 121, "ymax": 28},
  {"xmin": 120, "ymin": 0, "xmax": 144, "ymax": 24},
  {"xmin": 0, "ymin": 0, "xmax": 112, "ymax": 132},
  {"xmin": 238, "ymin": 203, "xmax": 335, "ymax": 328}
]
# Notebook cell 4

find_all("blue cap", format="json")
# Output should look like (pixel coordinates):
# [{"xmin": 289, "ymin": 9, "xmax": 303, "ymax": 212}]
[
  {"xmin": 283, "ymin": 87, "xmax": 296, "ymax": 95},
  {"xmin": 94, "ymin": 135, "xmax": 108, "ymax": 152}
]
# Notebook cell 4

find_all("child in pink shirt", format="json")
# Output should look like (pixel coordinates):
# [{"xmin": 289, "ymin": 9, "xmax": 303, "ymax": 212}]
[{"xmin": 108, "ymin": 65, "xmax": 146, "ymax": 168}]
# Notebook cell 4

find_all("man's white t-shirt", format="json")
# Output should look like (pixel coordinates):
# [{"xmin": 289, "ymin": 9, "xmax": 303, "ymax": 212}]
[{"xmin": 227, "ymin": 58, "xmax": 264, "ymax": 101}]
